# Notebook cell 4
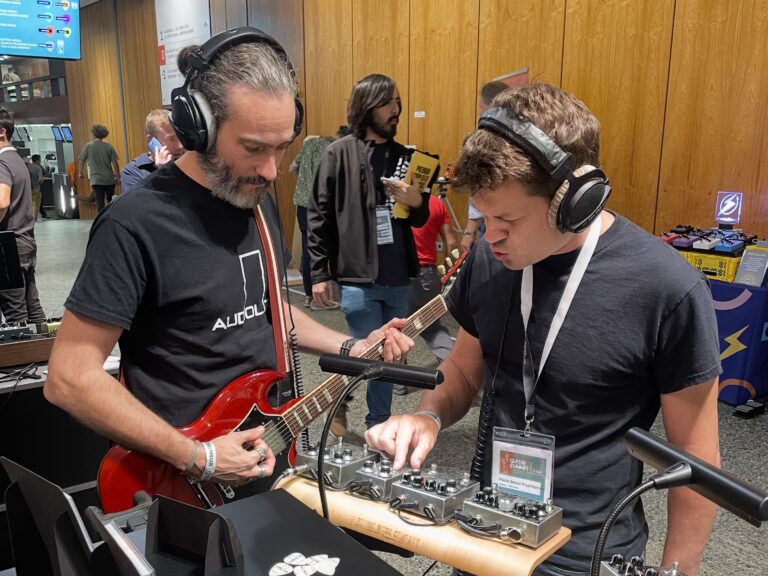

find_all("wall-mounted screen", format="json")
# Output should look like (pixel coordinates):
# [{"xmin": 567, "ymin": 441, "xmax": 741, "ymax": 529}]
[
  {"xmin": 51, "ymin": 126, "xmax": 63, "ymax": 142},
  {"xmin": 60, "ymin": 125, "xmax": 72, "ymax": 142},
  {"xmin": 0, "ymin": 1, "xmax": 81, "ymax": 60}
]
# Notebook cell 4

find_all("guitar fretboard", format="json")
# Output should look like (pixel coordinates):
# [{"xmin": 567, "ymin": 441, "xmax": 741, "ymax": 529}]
[{"xmin": 260, "ymin": 293, "xmax": 449, "ymax": 454}]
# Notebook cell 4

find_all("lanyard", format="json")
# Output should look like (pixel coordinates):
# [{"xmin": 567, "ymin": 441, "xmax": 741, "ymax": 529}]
[{"xmin": 519, "ymin": 216, "xmax": 601, "ymax": 434}]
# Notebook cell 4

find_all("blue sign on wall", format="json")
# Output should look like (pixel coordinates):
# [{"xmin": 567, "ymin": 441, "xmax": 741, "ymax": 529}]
[{"xmin": 0, "ymin": 1, "xmax": 81, "ymax": 60}]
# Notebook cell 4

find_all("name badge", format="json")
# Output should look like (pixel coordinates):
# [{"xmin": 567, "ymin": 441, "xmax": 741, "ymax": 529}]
[
  {"xmin": 492, "ymin": 426, "xmax": 555, "ymax": 503},
  {"xmin": 376, "ymin": 206, "xmax": 394, "ymax": 245}
]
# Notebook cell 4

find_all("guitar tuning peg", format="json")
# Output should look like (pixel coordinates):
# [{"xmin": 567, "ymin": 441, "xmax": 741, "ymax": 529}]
[
  {"xmin": 445, "ymin": 257, "xmax": 454, "ymax": 268},
  {"xmin": 437, "ymin": 265, "xmax": 446, "ymax": 275},
  {"xmin": 451, "ymin": 248, "xmax": 460, "ymax": 259}
]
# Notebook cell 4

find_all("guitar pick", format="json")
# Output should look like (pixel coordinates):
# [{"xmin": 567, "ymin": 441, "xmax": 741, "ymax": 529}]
[
  {"xmin": 316, "ymin": 557, "xmax": 340, "ymax": 575},
  {"xmin": 284, "ymin": 552, "xmax": 308, "ymax": 565},
  {"xmin": 268, "ymin": 563, "xmax": 294, "ymax": 576}
]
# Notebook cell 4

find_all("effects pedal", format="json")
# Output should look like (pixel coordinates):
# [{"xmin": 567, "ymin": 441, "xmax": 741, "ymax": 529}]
[
  {"xmin": 714, "ymin": 238, "xmax": 744, "ymax": 254},
  {"xmin": 600, "ymin": 555, "xmax": 687, "ymax": 576},
  {"xmin": 391, "ymin": 464, "xmax": 479, "ymax": 523},
  {"xmin": 460, "ymin": 486, "xmax": 563, "ymax": 548},
  {"xmin": 295, "ymin": 439, "xmax": 380, "ymax": 488},
  {"xmin": 692, "ymin": 236, "xmax": 720, "ymax": 250},
  {"xmin": 659, "ymin": 232, "xmax": 680, "ymax": 244},
  {"xmin": 353, "ymin": 459, "xmax": 407, "ymax": 501},
  {"xmin": 0, "ymin": 322, "xmax": 34, "ymax": 342},
  {"xmin": 672, "ymin": 234, "xmax": 699, "ymax": 248}
]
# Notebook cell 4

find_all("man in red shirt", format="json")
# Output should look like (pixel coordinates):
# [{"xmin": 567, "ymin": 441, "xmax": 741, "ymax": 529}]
[{"xmin": 408, "ymin": 194, "xmax": 457, "ymax": 363}]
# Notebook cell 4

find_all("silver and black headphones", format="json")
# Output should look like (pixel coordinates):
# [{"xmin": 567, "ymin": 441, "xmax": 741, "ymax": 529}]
[
  {"xmin": 478, "ymin": 107, "xmax": 611, "ymax": 233},
  {"xmin": 170, "ymin": 26, "xmax": 304, "ymax": 154}
]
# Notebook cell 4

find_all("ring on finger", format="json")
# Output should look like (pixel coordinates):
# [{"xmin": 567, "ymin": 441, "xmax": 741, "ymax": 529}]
[
  {"xmin": 255, "ymin": 446, "xmax": 266, "ymax": 462},
  {"xmin": 257, "ymin": 465, "xmax": 267, "ymax": 479}
]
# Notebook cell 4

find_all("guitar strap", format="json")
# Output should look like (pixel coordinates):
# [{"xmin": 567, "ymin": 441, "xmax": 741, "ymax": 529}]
[{"xmin": 253, "ymin": 204, "xmax": 291, "ymax": 374}]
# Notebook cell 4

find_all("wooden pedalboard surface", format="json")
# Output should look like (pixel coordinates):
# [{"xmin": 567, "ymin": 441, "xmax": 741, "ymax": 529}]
[
  {"xmin": 277, "ymin": 476, "xmax": 571, "ymax": 576},
  {"xmin": 0, "ymin": 335, "xmax": 55, "ymax": 368}
]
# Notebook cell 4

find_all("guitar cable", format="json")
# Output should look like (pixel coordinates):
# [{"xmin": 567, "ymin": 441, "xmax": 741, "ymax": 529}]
[
  {"xmin": 0, "ymin": 362, "xmax": 38, "ymax": 418},
  {"xmin": 270, "ymin": 185, "xmax": 310, "ymax": 453}
]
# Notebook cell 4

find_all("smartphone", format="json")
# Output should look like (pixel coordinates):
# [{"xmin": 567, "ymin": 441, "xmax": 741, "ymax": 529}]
[{"xmin": 148, "ymin": 137, "xmax": 161, "ymax": 155}]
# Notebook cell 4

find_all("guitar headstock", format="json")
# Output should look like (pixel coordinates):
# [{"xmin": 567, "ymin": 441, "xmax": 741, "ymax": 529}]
[{"xmin": 438, "ymin": 249, "xmax": 466, "ymax": 297}]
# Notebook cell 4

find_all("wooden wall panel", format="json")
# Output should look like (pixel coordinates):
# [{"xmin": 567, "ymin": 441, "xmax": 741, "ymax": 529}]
[
  {"xmin": 562, "ymin": 0, "xmax": 675, "ymax": 233},
  {"xmin": 351, "ymin": 0, "xmax": 410, "ymax": 141},
  {"xmin": 303, "ymin": 0, "xmax": 354, "ymax": 136},
  {"xmin": 211, "ymin": 0, "xmax": 248, "ymax": 34},
  {"xmin": 66, "ymin": 0, "xmax": 126, "ymax": 191},
  {"xmin": 116, "ymin": 0, "xmax": 162, "ymax": 160},
  {"xmin": 248, "ymin": 0, "xmax": 306, "ymax": 246},
  {"xmin": 477, "ymin": 0, "xmax": 565, "ymax": 94},
  {"xmin": 657, "ymin": 0, "xmax": 768, "ymax": 238},
  {"xmin": 409, "ymin": 0, "xmax": 479, "ymax": 229}
]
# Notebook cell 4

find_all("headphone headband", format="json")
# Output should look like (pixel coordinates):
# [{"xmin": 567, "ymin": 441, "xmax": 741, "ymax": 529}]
[{"xmin": 478, "ymin": 107, "xmax": 573, "ymax": 181}]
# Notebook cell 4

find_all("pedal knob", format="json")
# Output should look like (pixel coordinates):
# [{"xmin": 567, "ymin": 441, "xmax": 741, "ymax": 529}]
[
  {"xmin": 437, "ymin": 483, "xmax": 448, "ymax": 495},
  {"xmin": 411, "ymin": 475, "xmax": 423, "ymax": 488},
  {"xmin": 610, "ymin": 554, "xmax": 625, "ymax": 568},
  {"xmin": 630, "ymin": 556, "xmax": 645, "ymax": 568},
  {"xmin": 402, "ymin": 472, "xmax": 412, "ymax": 484},
  {"xmin": 425, "ymin": 478, "xmax": 438, "ymax": 492},
  {"xmin": 342, "ymin": 448, "xmax": 353, "ymax": 461},
  {"xmin": 446, "ymin": 479, "xmax": 457, "ymax": 493},
  {"xmin": 363, "ymin": 460, "xmax": 375, "ymax": 470},
  {"xmin": 379, "ymin": 463, "xmax": 392, "ymax": 477},
  {"xmin": 643, "ymin": 569, "xmax": 659, "ymax": 576},
  {"xmin": 333, "ymin": 450, "xmax": 344, "ymax": 463}
]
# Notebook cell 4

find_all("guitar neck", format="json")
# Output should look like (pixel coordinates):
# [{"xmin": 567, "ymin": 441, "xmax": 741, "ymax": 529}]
[{"xmin": 276, "ymin": 294, "xmax": 448, "ymax": 440}]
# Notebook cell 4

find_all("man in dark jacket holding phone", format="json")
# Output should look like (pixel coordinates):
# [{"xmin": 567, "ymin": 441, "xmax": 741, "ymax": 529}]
[
  {"xmin": 121, "ymin": 109, "xmax": 185, "ymax": 192},
  {"xmin": 308, "ymin": 74, "xmax": 430, "ymax": 433}
]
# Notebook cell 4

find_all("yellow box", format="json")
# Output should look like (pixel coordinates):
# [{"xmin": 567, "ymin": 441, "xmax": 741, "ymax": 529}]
[{"xmin": 681, "ymin": 251, "xmax": 739, "ymax": 282}]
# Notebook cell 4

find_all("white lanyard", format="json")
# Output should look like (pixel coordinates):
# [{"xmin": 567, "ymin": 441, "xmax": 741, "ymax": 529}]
[{"xmin": 519, "ymin": 216, "xmax": 602, "ymax": 433}]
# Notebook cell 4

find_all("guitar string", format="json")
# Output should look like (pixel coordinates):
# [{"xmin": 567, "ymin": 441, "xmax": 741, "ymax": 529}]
[{"xmin": 258, "ymin": 296, "xmax": 449, "ymax": 451}]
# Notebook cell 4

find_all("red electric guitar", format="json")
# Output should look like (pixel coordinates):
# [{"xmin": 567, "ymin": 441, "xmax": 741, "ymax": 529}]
[{"xmin": 97, "ymin": 252, "xmax": 465, "ymax": 513}]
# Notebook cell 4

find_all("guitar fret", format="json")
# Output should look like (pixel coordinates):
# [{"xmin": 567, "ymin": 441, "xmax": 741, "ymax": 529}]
[
  {"xmin": 313, "ymin": 397, "xmax": 323, "ymax": 413},
  {"xmin": 302, "ymin": 404, "xmax": 312, "ymax": 420},
  {"xmin": 323, "ymin": 389, "xmax": 333, "ymax": 404}
]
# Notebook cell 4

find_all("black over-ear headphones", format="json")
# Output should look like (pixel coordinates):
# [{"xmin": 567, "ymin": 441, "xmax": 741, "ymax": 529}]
[
  {"xmin": 477, "ymin": 107, "xmax": 611, "ymax": 233},
  {"xmin": 170, "ymin": 26, "xmax": 304, "ymax": 153}
]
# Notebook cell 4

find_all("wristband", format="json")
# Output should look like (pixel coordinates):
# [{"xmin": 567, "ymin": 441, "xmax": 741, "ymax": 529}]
[
  {"xmin": 339, "ymin": 337, "xmax": 359, "ymax": 356},
  {"xmin": 184, "ymin": 440, "xmax": 201, "ymax": 475},
  {"xmin": 414, "ymin": 410, "xmax": 442, "ymax": 432},
  {"xmin": 199, "ymin": 441, "xmax": 217, "ymax": 482}
]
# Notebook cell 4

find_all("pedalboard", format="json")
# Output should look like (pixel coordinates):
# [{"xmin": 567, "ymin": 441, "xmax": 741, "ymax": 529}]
[
  {"xmin": 296, "ymin": 439, "xmax": 380, "ymax": 488},
  {"xmin": 354, "ymin": 459, "xmax": 406, "ymax": 501},
  {"xmin": 600, "ymin": 555, "xmax": 686, "ymax": 576},
  {"xmin": 460, "ymin": 486, "xmax": 562, "ymax": 548},
  {"xmin": 390, "ymin": 464, "xmax": 479, "ymax": 523}
]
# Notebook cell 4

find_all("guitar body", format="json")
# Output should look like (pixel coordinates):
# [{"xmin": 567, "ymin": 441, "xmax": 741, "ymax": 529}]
[{"xmin": 98, "ymin": 369, "xmax": 298, "ymax": 513}]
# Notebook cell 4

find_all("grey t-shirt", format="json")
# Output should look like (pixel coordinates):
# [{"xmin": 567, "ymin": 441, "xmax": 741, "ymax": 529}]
[
  {"xmin": 0, "ymin": 147, "xmax": 35, "ymax": 249},
  {"xmin": 447, "ymin": 214, "xmax": 721, "ymax": 574},
  {"xmin": 27, "ymin": 162, "xmax": 43, "ymax": 190},
  {"xmin": 79, "ymin": 139, "xmax": 118, "ymax": 185}
]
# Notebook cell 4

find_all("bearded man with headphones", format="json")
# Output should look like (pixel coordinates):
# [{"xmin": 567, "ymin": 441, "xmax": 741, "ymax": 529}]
[
  {"xmin": 46, "ymin": 28, "xmax": 413, "ymax": 492},
  {"xmin": 365, "ymin": 83, "xmax": 721, "ymax": 575}
]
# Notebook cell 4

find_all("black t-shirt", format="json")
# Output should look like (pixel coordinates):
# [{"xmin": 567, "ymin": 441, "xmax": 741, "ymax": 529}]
[
  {"xmin": 0, "ymin": 147, "xmax": 35, "ymax": 250},
  {"xmin": 371, "ymin": 140, "xmax": 410, "ymax": 287},
  {"xmin": 66, "ymin": 163, "xmax": 289, "ymax": 427},
  {"xmin": 447, "ymin": 214, "xmax": 721, "ymax": 573}
]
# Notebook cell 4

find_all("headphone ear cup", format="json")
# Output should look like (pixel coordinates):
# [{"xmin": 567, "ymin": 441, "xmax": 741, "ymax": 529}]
[
  {"xmin": 548, "ymin": 165, "xmax": 611, "ymax": 233},
  {"xmin": 189, "ymin": 88, "xmax": 216, "ymax": 152},
  {"xmin": 294, "ymin": 98, "xmax": 304, "ymax": 137}
]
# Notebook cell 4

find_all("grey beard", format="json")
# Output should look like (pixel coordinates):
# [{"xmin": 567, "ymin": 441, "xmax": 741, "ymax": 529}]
[{"xmin": 200, "ymin": 148, "xmax": 270, "ymax": 209}]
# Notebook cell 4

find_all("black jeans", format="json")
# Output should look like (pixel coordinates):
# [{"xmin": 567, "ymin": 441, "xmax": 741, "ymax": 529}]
[
  {"xmin": 0, "ymin": 243, "xmax": 46, "ymax": 323},
  {"xmin": 92, "ymin": 184, "xmax": 115, "ymax": 212}
]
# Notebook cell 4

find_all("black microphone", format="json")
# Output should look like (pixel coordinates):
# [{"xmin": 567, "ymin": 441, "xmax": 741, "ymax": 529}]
[
  {"xmin": 625, "ymin": 427, "xmax": 768, "ymax": 526},
  {"xmin": 318, "ymin": 354, "xmax": 444, "ymax": 389}
]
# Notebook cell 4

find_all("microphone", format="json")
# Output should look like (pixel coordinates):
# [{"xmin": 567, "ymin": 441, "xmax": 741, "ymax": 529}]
[{"xmin": 318, "ymin": 354, "xmax": 444, "ymax": 390}]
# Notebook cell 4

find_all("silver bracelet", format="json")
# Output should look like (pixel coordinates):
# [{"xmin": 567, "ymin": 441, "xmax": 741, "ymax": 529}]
[
  {"xmin": 199, "ymin": 441, "xmax": 217, "ymax": 482},
  {"xmin": 413, "ymin": 410, "xmax": 442, "ymax": 432}
]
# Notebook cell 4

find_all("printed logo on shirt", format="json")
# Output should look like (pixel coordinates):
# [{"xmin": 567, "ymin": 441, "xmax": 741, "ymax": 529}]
[{"xmin": 211, "ymin": 250, "xmax": 268, "ymax": 331}]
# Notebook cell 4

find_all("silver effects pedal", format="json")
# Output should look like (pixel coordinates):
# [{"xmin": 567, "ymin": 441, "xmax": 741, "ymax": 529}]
[
  {"xmin": 600, "ymin": 555, "xmax": 687, "ymax": 576},
  {"xmin": 353, "ymin": 458, "xmax": 407, "ymax": 501},
  {"xmin": 391, "ymin": 464, "xmax": 479, "ymax": 523},
  {"xmin": 295, "ymin": 438, "xmax": 380, "ymax": 488},
  {"xmin": 460, "ymin": 486, "xmax": 563, "ymax": 548}
]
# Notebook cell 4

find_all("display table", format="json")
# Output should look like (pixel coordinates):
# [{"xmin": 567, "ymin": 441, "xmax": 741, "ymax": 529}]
[
  {"xmin": 710, "ymin": 280, "xmax": 768, "ymax": 404},
  {"xmin": 277, "ymin": 475, "xmax": 571, "ymax": 576}
]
